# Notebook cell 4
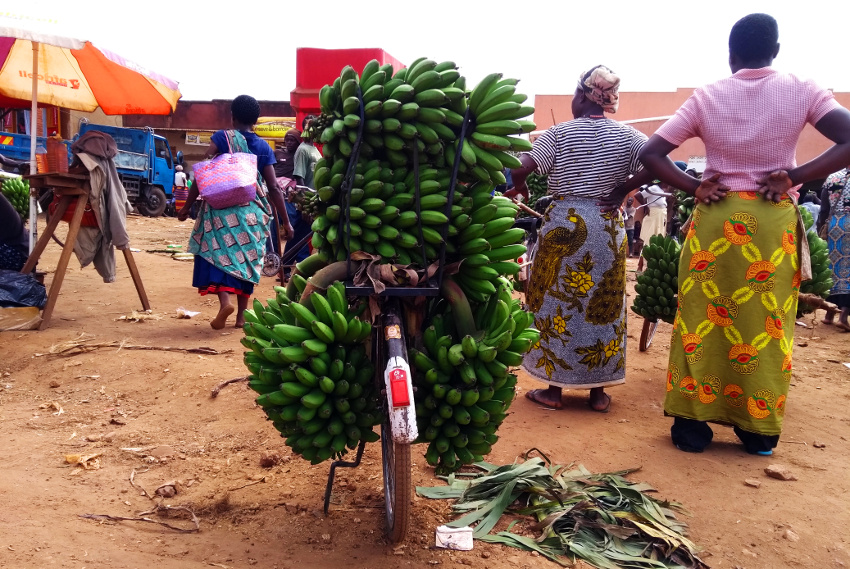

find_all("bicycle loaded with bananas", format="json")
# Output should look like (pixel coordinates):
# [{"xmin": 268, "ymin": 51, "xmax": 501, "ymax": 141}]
[{"xmin": 240, "ymin": 56, "xmax": 541, "ymax": 481}]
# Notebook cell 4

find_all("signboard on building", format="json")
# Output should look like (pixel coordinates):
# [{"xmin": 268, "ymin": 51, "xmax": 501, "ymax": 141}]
[
  {"xmin": 186, "ymin": 131, "xmax": 214, "ymax": 146},
  {"xmin": 255, "ymin": 117, "xmax": 297, "ymax": 139}
]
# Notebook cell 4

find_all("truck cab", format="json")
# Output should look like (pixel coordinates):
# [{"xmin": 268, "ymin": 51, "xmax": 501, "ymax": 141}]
[{"xmin": 77, "ymin": 123, "xmax": 183, "ymax": 217}]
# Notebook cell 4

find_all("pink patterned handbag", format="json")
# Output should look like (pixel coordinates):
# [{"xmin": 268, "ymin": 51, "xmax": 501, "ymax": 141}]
[{"xmin": 192, "ymin": 151, "xmax": 258, "ymax": 209}]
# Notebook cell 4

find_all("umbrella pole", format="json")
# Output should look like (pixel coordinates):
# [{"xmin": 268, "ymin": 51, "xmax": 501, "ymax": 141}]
[{"xmin": 29, "ymin": 41, "xmax": 39, "ymax": 252}]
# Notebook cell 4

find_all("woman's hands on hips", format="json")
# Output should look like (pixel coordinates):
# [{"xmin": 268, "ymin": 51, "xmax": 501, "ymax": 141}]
[
  {"xmin": 695, "ymin": 173, "xmax": 729, "ymax": 204},
  {"xmin": 757, "ymin": 170, "xmax": 793, "ymax": 203}
]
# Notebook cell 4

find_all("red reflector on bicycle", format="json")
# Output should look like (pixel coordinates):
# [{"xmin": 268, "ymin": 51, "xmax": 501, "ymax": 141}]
[{"xmin": 389, "ymin": 368, "xmax": 410, "ymax": 407}]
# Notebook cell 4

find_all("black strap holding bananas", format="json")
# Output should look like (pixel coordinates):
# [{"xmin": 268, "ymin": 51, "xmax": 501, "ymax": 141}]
[
  {"xmin": 341, "ymin": 85, "xmax": 367, "ymax": 280},
  {"xmin": 436, "ymin": 106, "xmax": 473, "ymax": 288}
]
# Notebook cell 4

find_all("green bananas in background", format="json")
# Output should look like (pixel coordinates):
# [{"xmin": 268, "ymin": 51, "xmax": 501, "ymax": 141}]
[
  {"xmin": 675, "ymin": 190, "xmax": 696, "ymax": 228},
  {"xmin": 241, "ymin": 281, "xmax": 383, "ymax": 465},
  {"xmin": 798, "ymin": 206, "xmax": 833, "ymax": 314},
  {"xmin": 1, "ymin": 177, "xmax": 30, "ymax": 219},
  {"xmin": 410, "ymin": 277, "xmax": 539, "ymax": 473},
  {"xmin": 632, "ymin": 234, "xmax": 680, "ymax": 324}
]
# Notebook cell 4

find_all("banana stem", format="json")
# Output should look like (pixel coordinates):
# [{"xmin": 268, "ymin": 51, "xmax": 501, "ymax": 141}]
[
  {"xmin": 440, "ymin": 277, "xmax": 478, "ymax": 338},
  {"xmin": 299, "ymin": 261, "xmax": 349, "ymax": 307}
]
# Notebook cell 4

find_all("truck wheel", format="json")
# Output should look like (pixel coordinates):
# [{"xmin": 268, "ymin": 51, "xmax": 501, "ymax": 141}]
[{"xmin": 139, "ymin": 186, "xmax": 167, "ymax": 217}]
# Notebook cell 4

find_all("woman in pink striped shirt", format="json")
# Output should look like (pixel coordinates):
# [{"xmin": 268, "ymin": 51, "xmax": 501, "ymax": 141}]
[{"xmin": 639, "ymin": 13, "xmax": 850, "ymax": 455}]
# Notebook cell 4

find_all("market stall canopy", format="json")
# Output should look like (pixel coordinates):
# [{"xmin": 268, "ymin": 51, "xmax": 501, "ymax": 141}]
[
  {"xmin": 0, "ymin": 18, "xmax": 181, "ymax": 114},
  {"xmin": 0, "ymin": 14, "xmax": 182, "ymax": 252}
]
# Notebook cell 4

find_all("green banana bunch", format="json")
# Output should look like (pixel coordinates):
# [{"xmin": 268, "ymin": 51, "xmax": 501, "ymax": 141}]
[
  {"xmin": 1, "ymin": 177, "xmax": 30, "ymax": 219},
  {"xmin": 675, "ymin": 190, "xmax": 696, "ymax": 228},
  {"xmin": 455, "ymin": 187, "xmax": 526, "ymax": 300},
  {"xmin": 411, "ymin": 277, "xmax": 539, "ymax": 473},
  {"xmin": 798, "ymin": 206, "xmax": 833, "ymax": 313},
  {"xmin": 632, "ymin": 234, "xmax": 680, "ymax": 324},
  {"xmin": 241, "ymin": 281, "xmax": 383, "ymax": 464}
]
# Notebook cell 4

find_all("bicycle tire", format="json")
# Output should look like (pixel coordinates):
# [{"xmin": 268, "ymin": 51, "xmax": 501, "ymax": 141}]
[
  {"xmin": 639, "ymin": 318, "xmax": 658, "ymax": 352},
  {"xmin": 381, "ymin": 421, "xmax": 411, "ymax": 543},
  {"xmin": 378, "ymin": 299, "xmax": 412, "ymax": 543}
]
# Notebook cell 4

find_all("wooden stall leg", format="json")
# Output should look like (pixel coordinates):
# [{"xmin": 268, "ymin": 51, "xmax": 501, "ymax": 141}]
[
  {"xmin": 120, "ymin": 248, "xmax": 151, "ymax": 311},
  {"xmin": 38, "ymin": 195, "xmax": 88, "ymax": 330},
  {"xmin": 21, "ymin": 196, "xmax": 71, "ymax": 274}
]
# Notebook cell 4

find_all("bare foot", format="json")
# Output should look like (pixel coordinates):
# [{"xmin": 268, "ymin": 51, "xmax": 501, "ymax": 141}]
[
  {"xmin": 823, "ymin": 310, "xmax": 836, "ymax": 325},
  {"xmin": 525, "ymin": 388, "xmax": 563, "ymax": 409},
  {"xmin": 211, "ymin": 304, "xmax": 235, "ymax": 330},
  {"xmin": 234, "ymin": 319, "xmax": 245, "ymax": 328},
  {"xmin": 589, "ymin": 388, "xmax": 611, "ymax": 413},
  {"xmin": 836, "ymin": 321, "xmax": 850, "ymax": 333}
]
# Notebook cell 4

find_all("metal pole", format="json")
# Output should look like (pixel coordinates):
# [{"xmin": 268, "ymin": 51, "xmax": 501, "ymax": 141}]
[{"xmin": 29, "ymin": 41, "xmax": 39, "ymax": 252}]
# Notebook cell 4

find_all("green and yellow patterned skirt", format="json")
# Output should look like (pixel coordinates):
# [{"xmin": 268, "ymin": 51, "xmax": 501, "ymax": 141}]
[
  {"xmin": 523, "ymin": 197, "xmax": 627, "ymax": 389},
  {"xmin": 666, "ymin": 192, "xmax": 801, "ymax": 436}
]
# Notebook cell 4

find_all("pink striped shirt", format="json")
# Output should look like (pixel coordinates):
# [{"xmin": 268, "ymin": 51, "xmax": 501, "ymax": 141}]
[{"xmin": 655, "ymin": 67, "xmax": 841, "ymax": 191}]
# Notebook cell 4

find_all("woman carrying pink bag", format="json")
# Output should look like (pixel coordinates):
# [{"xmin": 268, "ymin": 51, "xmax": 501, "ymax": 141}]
[{"xmin": 178, "ymin": 95, "xmax": 294, "ymax": 329}]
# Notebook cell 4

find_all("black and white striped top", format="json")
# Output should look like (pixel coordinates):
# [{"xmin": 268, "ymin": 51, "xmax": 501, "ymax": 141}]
[{"xmin": 530, "ymin": 118, "xmax": 647, "ymax": 199}]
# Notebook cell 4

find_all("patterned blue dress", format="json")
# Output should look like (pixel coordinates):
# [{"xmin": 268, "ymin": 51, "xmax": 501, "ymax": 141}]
[{"xmin": 823, "ymin": 169, "xmax": 850, "ymax": 308}]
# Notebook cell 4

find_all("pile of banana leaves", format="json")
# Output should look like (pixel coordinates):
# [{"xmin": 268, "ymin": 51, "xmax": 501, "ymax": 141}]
[{"xmin": 416, "ymin": 451, "xmax": 708, "ymax": 569}]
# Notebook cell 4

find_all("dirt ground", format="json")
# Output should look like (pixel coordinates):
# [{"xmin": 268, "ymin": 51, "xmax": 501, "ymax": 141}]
[{"xmin": 1, "ymin": 214, "xmax": 849, "ymax": 569}]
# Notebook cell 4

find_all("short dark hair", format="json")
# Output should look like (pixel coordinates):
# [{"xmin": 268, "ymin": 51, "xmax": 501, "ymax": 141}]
[
  {"xmin": 729, "ymin": 13, "xmax": 779, "ymax": 62},
  {"xmin": 302, "ymin": 114, "xmax": 316, "ymax": 130},
  {"xmin": 231, "ymin": 95, "xmax": 261, "ymax": 125}
]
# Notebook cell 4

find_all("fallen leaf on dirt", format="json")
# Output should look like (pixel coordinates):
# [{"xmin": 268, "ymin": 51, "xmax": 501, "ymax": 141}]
[
  {"xmin": 65, "ymin": 452, "xmax": 102, "ymax": 470},
  {"xmin": 117, "ymin": 310, "xmax": 162, "ymax": 322},
  {"xmin": 40, "ymin": 401, "xmax": 64, "ymax": 415}
]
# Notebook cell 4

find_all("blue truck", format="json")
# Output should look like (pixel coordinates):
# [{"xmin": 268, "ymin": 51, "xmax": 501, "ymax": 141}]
[{"xmin": 0, "ymin": 124, "xmax": 182, "ymax": 217}]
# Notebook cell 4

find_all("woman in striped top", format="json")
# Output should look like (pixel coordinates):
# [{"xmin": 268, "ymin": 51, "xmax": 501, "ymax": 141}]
[{"xmin": 508, "ymin": 65, "xmax": 655, "ymax": 412}]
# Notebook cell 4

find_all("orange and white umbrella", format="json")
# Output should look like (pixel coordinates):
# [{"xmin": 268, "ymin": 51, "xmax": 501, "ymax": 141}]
[{"xmin": 0, "ymin": 14, "xmax": 182, "ymax": 248}]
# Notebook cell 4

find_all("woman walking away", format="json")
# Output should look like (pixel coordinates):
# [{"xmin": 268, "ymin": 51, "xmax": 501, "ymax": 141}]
[
  {"xmin": 507, "ymin": 65, "xmax": 654, "ymax": 412},
  {"xmin": 819, "ymin": 166, "xmax": 850, "ymax": 330},
  {"xmin": 639, "ymin": 13, "xmax": 850, "ymax": 455},
  {"xmin": 178, "ymin": 95, "xmax": 294, "ymax": 330}
]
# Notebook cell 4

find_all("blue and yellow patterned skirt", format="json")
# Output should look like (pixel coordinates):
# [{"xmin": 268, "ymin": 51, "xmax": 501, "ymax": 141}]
[{"xmin": 523, "ymin": 197, "xmax": 627, "ymax": 389}]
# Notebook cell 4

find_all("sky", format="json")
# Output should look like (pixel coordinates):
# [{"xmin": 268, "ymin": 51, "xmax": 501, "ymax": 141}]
[{"xmin": 15, "ymin": 0, "xmax": 850, "ymax": 104}]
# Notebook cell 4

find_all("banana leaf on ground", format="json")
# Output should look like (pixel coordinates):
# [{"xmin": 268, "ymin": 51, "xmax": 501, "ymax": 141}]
[{"xmin": 416, "ymin": 450, "xmax": 708, "ymax": 569}]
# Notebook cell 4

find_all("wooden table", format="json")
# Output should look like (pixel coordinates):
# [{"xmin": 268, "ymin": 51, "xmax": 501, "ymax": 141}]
[{"xmin": 22, "ymin": 172, "xmax": 150, "ymax": 330}]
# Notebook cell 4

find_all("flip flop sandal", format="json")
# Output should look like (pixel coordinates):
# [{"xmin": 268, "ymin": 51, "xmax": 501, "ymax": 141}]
[{"xmin": 525, "ymin": 389, "xmax": 562, "ymax": 409}]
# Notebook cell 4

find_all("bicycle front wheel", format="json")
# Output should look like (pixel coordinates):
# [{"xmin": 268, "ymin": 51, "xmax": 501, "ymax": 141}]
[
  {"xmin": 639, "ymin": 318, "xmax": 659, "ymax": 352},
  {"xmin": 381, "ymin": 421, "xmax": 411, "ymax": 543}
]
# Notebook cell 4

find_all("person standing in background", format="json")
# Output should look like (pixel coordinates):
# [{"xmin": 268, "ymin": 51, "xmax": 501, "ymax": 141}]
[
  {"xmin": 274, "ymin": 129, "xmax": 300, "ymax": 179},
  {"xmin": 818, "ymin": 166, "xmax": 850, "ymax": 330},
  {"xmin": 278, "ymin": 128, "xmax": 310, "ymax": 266},
  {"xmin": 635, "ymin": 181, "xmax": 672, "ymax": 270},
  {"xmin": 172, "ymin": 165, "xmax": 189, "ymax": 215},
  {"xmin": 293, "ymin": 115, "xmax": 322, "ymax": 189}
]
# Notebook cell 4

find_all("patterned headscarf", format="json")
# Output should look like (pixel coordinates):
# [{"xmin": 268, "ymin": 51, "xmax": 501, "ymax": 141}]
[{"xmin": 578, "ymin": 65, "xmax": 621, "ymax": 114}]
